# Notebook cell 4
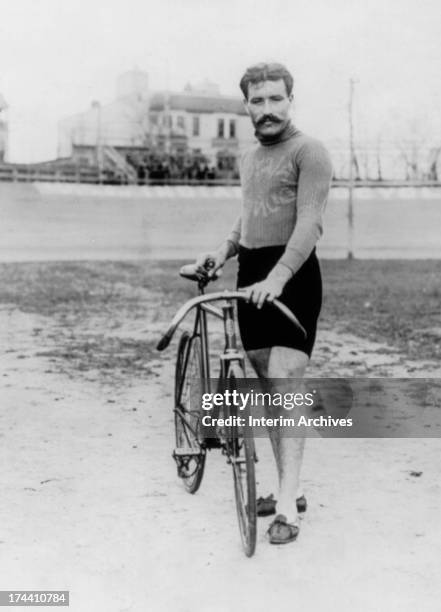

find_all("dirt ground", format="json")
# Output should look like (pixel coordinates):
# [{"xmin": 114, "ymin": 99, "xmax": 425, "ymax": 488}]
[{"xmin": 1, "ymin": 262, "xmax": 441, "ymax": 612}]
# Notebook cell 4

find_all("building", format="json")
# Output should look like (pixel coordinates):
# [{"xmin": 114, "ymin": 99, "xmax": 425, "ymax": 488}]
[
  {"xmin": 58, "ymin": 70, "xmax": 150, "ymax": 157},
  {"xmin": 0, "ymin": 93, "xmax": 8, "ymax": 163},
  {"xmin": 147, "ymin": 80, "xmax": 253, "ymax": 170},
  {"xmin": 57, "ymin": 70, "xmax": 254, "ymax": 178},
  {"xmin": 57, "ymin": 71, "xmax": 150, "ymax": 179}
]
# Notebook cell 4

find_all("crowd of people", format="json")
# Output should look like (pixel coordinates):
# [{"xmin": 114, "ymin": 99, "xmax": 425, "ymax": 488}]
[{"xmin": 125, "ymin": 152, "xmax": 239, "ymax": 183}]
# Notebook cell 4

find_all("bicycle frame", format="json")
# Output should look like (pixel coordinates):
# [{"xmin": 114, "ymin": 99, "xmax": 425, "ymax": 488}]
[
  {"xmin": 174, "ymin": 280, "xmax": 245, "ymax": 440},
  {"xmin": 158, "ymin": 266, "xmax": 306, "ymax": 557},
  {"xmin": 158, "ymin": 266, "xmax": 306, "ymax": 445}
]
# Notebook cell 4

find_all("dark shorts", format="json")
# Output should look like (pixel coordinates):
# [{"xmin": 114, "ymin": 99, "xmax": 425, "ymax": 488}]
[{"xmin": 237, "ymin": 245, "xmax": 322, "ymax": 357}]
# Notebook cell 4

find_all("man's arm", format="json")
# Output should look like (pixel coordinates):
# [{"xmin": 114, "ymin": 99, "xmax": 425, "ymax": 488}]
[
  {"xmin": 195, "ymin": 215, "xmax": 242, "ymax": 277},
  {"xmin": 276, "ymin": 140, "xmax": 333, "ymax": 275},
  {"xmin": 247, "ymin": 141, "xmax": 333, "ymax": 307},
  {"xmin": 225, "ymin": 214, "xmax": 242, "ymax": 257}
]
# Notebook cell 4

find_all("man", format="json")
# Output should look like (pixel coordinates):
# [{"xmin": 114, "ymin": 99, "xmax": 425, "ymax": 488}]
[{"xmin": 196, "ymin": 62, "xmax": 333, "ymax": 544}]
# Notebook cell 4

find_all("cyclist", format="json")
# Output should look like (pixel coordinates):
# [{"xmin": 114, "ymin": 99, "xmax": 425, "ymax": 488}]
[{"xmin": 196, "ymin": 62, "xmax": 333, "ymax": 544}]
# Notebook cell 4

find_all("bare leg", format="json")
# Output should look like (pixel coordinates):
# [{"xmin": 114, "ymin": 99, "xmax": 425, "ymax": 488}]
[{"xmin": 248, "ymin": 346, "xmax": 308, "ymax": 524}]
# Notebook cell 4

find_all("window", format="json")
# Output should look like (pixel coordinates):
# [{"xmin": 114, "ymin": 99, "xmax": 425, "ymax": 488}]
[
  {"xmin": 229, "ymin": 119, "xmax": 236, "ymax": 139},
  {"xmin": 177, "ymin": 115, "xmax": 185, "ymax": 130},
  {"xmin": 192, "ymin": 116, "xmax": 200, "ymax": 136},
  {"xmin": 217, "ymin": 118, "xmax": 224, "ymax": 138}
]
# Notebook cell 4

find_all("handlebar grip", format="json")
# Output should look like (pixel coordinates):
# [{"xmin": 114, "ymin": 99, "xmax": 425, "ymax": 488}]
[
  {"xmin": 157, "ymin": 329, "xmax": 173, "ymax": 351},
  {"xmin": 272, "ymin": 298, "xmax": 307, "ymax": 339}
]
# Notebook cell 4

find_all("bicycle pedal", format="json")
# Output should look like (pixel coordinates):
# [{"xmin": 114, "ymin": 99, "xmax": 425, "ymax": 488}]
[{"xmin": 173, "ymin": 448, "xmax": 201, "ymax": 456}]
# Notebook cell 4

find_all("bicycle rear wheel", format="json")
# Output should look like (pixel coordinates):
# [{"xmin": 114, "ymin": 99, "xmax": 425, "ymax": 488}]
[
  {"xmin": 226, "ymin": 363, "xmax": 257, "ymax": 557},
  {"xmin": 174, "ymin": 332, "xmax": 206, "ymax": 494}
]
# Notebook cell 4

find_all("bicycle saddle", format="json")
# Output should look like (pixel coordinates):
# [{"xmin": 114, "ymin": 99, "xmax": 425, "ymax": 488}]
[{"xmin": 179, "ymin": 263, "xmax": 221, "ymax": 282}]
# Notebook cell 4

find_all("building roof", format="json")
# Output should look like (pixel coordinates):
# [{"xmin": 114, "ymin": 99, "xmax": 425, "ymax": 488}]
[{"xmin": 149, "ymin": 92, "xmax": 247, "ymax": 115}]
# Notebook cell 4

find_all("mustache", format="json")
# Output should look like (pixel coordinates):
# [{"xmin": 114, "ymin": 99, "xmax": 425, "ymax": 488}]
[{"xmin": 256, "ymin": 114, "xmax": 283, "ymax": 126}]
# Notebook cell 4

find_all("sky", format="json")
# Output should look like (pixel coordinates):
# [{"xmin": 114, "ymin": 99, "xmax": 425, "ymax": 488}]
[{"xmin": 1, "ymin": 0, "xmax": 441, "ymax": 162}]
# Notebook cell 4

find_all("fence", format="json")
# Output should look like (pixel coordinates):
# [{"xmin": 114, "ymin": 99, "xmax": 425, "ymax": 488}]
[{"xmin": 2, "ymin": 163, "xmax": 441, "ymax": 190}]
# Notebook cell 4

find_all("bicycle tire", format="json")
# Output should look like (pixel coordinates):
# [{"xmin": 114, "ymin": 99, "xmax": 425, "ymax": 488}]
[
  {"xmin": 174, "ymin": 332, "xmax": 206, "ymax": 494},
  {"xmin": 226, "ymin": 362, "xmax": 257, "ymax": 557}
]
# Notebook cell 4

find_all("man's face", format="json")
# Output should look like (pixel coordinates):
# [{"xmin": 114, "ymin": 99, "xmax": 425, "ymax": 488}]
[{"xmin": 245, "ymin": 78, "xmax": 292, "ymax": 138}]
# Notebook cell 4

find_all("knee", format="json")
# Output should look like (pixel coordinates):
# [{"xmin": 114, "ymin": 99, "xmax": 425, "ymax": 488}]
[
  {"xmin": 246, "ymin": 348, "xmax": 270, "ymax": 378},
  {"xmin": 267, "ymin": 347, "xmax": 309, "ymax": 378}
]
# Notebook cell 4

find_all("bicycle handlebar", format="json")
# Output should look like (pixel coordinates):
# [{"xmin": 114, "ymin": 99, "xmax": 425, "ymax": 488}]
[{"xmin": 156, "ymin": 290, "xmax": 306, "ymax": 351}]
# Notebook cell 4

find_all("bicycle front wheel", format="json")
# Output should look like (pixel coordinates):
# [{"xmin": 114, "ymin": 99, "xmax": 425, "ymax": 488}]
[
  {"xmin": 226, "ymin": 363, "xmax": 257, "ymax": 557},
  {"xmin": 174, "ymin": 332, "xmax": 206, "ymax": 494}
]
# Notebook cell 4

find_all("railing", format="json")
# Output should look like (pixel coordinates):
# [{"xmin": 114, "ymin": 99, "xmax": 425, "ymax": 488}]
[
  {"xmin": 1, "ymin": 164, "xmax": 441, "ymax": 188},
  {"xmin": 0, "ymin": 165, "xmax": 101, "ymax": 183},
  {"xmin": 332, "ymin": 180, "xmax": 441, "ymax": 188},
  {"xmin": 102, "ymin": 146, "xmax": 138, "ymax": 183}
]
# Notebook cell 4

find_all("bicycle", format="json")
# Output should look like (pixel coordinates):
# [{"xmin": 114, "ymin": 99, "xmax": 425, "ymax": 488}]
[{"xmin": 157, "ymin": 263, "xmax": 306, "ymax": 557}]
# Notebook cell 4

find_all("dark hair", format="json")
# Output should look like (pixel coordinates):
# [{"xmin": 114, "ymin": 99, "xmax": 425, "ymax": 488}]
[{"xmin": 239, "ymin": 62, "xmax": 294, "ymax": 99}]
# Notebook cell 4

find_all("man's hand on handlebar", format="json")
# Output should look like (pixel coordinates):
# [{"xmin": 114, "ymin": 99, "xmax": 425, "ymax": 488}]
[
  {"xmin": 243, "ymin": 278, "xmax": 284, "ymax": 309},
  {"xmin": 243, "ymin": 263, "xmax": 293, "ymax": 309}
]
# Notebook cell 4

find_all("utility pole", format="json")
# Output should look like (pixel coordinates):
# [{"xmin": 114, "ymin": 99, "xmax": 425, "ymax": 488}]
[
  {"xmin": 92, "ymin": 100, "xmax": 103, "ymax": 182},
  {"xmin": 164, "ymin": 59, "xmax": 171, "ymax": 155},
  {"xmin": 347, "ymin": 78, "xmax": 356, "ymax": 260}
]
